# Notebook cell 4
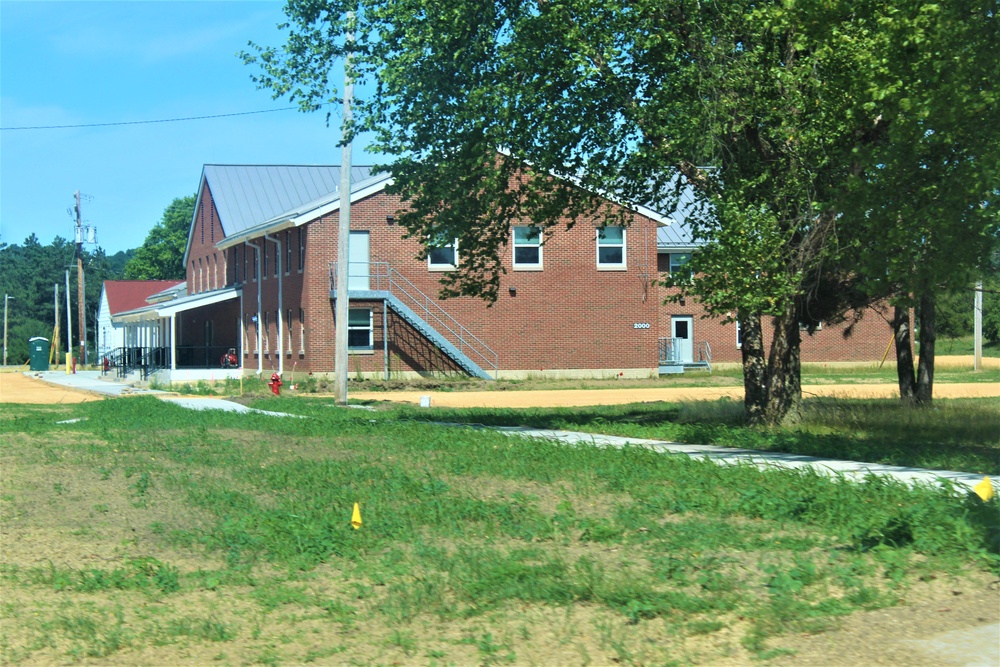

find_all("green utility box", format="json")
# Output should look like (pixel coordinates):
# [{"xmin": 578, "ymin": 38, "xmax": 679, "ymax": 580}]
[{"xmin": 28, "ymin": 337, "xmax": 50, "ymax": 371}]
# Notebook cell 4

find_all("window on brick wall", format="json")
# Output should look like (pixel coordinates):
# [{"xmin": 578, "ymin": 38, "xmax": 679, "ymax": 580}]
[
  {"xmin": 285, "ymin": 231, "xmax": 292, "ymax": 275},
  {"xmin": 262, "ymin": 243, "xmax": 268, "ymax": 278},
  {"xmin": 348, "ymin": 308, "xmax": 373, "ymax": 350},
  {"xmin": 243, "ymin": 314, "xmax": 250, "ymax": 355},
  {"xmin": 213, "ymin": 254, "xmax": 218, "ymax": 289},
  {"xmin": 299, "ymin": 308, "xmax": 305, "ymax": 355},
  {"xmin": 253, "ymin": 247, "xmax": 258, "ymax": 280},
  {"xmin": 298, "ymin": 229, "xmax": 305, "ymax": 271},
  {"xmin": 198, "ymin": 257, "xmax": 203, "ymax": 293},
  {"xmin": 428, "ymin": 237, "xmax": 458, "ymax": 270},
  {"xmin": 200, "ymin": 201, "xmax": 204, "ymax": 244},
  {"xmin": 597, "ymin": 226, "xmax": 626, "ymax": 268},
  {"xmin": 210, "ymin": 206, "xmax": 215, "ymax": 242},
  {"xmin": 274, "ymin": 242, "xmax": 279, "ymax": 277},
  {"xmin": 512, "ymin": 226, "xmax": 542, "ymax": 269},
  {"xmin": 669, "ymin": 253, "xmax": 692, "ymax": 280},
  {"xmin": 736, "ymin": 320, "xmax": 742, "ymax": 349},
  {"xmin": 286, "ymin": 309, "xmax": 293, "ymax": 353},
  {"xmin": 263, "ymin": 312, "xmax": 269, "ymax": 352}
]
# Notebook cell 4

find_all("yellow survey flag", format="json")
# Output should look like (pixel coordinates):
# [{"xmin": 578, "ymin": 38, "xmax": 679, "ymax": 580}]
[
  {"xmin": 351, "ymin": 502, "xmax": 362, "ymax": 529},
  {"xmin": 973, "ymin": 477, "xmax": 995, "ymax": 502}
]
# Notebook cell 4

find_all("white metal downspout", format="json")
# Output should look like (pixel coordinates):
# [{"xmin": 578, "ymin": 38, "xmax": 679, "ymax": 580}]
[
  {"xmin": 245, "ymin": 240, "xmax": 263, "ymax": 375},
  {"xmin": 265, "ymin": 234, "xmax": 284, "ymax": 375},
  {"xmin": 170, "ymin": 314, "xmax": 177, "ymax": 371}
]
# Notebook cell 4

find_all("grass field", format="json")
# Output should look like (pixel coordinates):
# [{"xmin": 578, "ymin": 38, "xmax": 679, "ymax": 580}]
[
  {"xmin": 1, "ymin": 396, "xmax": 997, "ymax": 665},
  {"xmin": 398, "ymin": 396, "xmax": 1000, "ymax": 475}
]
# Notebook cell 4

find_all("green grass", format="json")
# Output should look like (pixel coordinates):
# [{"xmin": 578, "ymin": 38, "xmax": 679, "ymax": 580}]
[
  {"xmin": 395, "ymin": 395, "xmax": 1000, "ymax": 475},
  {"xmin": 1, "ymin": 396, "xmax": 997, "ymax": 665}
]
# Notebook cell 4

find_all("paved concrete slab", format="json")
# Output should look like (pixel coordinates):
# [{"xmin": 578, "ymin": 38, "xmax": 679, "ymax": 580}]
[
  {"xmin": 481, "ymin": 426, "xmax": 996, "ymax": 493},
  {"xmin": 161, "ymin": 396, "xmax": 302, "ymax": 417},
  {"xmin": 23, "ymin": 371, "xmax": 168, "ymax": 397},
  {"xmin": 903, "ymin": 623, "xmax": 1000, "ymax": 666}
]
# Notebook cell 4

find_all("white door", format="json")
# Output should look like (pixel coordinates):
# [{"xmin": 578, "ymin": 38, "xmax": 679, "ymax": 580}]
[
  {"xmin": 348, "ymin": 231, "xmax": 370, "ymax": 290},
  {"xmin": 672, "ymin": 316, "xmax": 693, "ymax": 363}
]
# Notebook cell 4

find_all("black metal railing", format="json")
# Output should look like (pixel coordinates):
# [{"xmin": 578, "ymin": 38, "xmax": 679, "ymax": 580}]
[{"xmin": 108, "ymin": 345, "xmax": 241, "ymax": 380}]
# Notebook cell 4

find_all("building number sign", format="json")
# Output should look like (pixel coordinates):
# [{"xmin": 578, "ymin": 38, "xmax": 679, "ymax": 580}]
[{"xmin": 633, "ymin": 322, "xmax": 651, "ymax": 329}]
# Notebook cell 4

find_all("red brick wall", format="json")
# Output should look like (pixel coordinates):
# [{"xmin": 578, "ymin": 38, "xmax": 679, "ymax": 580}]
[
  {"xmin": 203, "ymin": 181, "xmax": 890, "ymax": 377},
  {"xmin": 656, "ymin": 256, "xmax": 892, "ymax": 364},
  {"xmin": 229, "ymin": 189, "xmax": 661, "ymax": 376},
  {"xmin": 186, "ymin": 181, "xmax": 226, "ymax": 294}
]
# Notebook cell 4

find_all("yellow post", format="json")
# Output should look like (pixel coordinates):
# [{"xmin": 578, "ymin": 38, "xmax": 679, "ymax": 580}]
[
  {"xmin": 878, "ymin": 334, "xmax": 895, "ymax": 369},
  {"xmin": 351, "ymin": 503, "xmax": 362, "ymax": 530},
  {"xmin": 65, "ymin": 352, "xmax": 71, "ymax": 374}
]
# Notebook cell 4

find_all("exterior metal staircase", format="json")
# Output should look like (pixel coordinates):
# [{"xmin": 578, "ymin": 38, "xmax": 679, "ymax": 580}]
[
  {"xmin": 331, "ymin": 262, "xmax": 498, "ymax": 380},
  {"xmin": 659, "ymin": 338, "xmax": 712, "ymax": 374}
]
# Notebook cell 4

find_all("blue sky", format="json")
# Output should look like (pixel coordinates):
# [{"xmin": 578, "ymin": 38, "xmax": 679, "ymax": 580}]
[{"xmin": 1, "ymin": 0, "xmax": 375, "ymax": 255}]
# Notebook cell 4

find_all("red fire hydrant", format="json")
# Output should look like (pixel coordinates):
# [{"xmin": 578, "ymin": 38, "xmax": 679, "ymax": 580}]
[{"xmin": 268, "ymin": 372, "xmax": 282, "ymax": 396}]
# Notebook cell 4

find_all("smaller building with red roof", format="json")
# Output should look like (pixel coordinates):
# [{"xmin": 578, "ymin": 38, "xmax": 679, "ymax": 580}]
[{"xmin": 96, "ymin": 280, "xmax": 184, "ymax": 361}]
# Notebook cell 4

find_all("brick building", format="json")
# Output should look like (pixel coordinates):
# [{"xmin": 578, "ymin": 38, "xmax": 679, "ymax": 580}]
[{"xmin": 111, "ymin": 164, "xmax": 891, "ymax": 383}]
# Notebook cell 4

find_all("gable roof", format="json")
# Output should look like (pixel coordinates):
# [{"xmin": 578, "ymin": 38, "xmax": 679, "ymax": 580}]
[
  {"xmin": 183, "ymin": 165, "xmax": 378, "ymax": 264},
  {"xmin": 102, "ymin": 280, "xmax": 184, "ymax": 315}
]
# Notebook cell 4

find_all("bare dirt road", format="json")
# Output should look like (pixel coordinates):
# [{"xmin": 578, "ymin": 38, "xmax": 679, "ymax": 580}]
[
  {"xmin": 2, "ymin": 369, "xmax": 998, "ymax": 408},
  {"xmin": 0, "ymin": 372, "xmax": 101, "ymax": 405},
  {"xmin": 349, "ymin": 382, "xmax": 1000, "ymax": 409}
]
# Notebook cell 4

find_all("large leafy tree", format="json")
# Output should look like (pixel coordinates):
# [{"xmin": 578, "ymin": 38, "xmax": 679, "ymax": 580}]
[
  {"xmin": 244, "ymin": 0, "xmax": 997, "ymax": 424},
  {"xmin": 123, "ymin": 196, "xmax": 196, "ymax": 280},
  {"xmin": 833, "ymin": 0, "xmax": 999, "ymax": 404}
]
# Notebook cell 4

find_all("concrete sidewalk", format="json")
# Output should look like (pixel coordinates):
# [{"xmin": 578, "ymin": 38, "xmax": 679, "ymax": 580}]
[
  {"xmin": 23, "ymin": 371, "xmax": 296, "ymax": 416},
  {"xmin": 478, "ymin": 425, "xmax": 995, "ymax": 494}
]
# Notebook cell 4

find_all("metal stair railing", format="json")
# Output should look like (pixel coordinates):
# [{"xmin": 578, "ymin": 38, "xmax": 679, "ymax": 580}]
[
  {"xmin": 331, "ymin": 261, "xmax": 499, "ymax": 379},
  {"xmin": 698, "ymin": 341, "xmax": 712, "ymax": 372},
  {"xmin": 658, "ymin": 337, "xmax": 677, "ymax": 364}
]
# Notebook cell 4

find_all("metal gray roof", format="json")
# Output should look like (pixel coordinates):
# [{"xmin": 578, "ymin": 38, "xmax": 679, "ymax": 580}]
[
  {"xmin": 203, "ymin": 165, "xmax": 377, "ymax": 236},
  {"xmin": 647, "ymin": 177, "xmax": 709, "ymax": 250}
]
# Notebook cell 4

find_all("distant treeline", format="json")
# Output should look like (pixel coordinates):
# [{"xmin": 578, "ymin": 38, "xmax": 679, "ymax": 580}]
[{"xmin": 0, "ymin": 235, "xmax": 133, "ymax": 365}]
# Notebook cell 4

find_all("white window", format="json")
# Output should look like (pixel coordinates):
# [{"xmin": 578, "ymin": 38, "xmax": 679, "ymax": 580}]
[
  {"xmin": 298, "ymin": 229, "xmax": 305, "ymax": 272},
  {"xmin": 299, "ymin": 308, "xmax": 306, "ymax": 355},
  {"xmin": 428, "ymin": 238, "xmax": 458, "ymax": 270},
  {"xmin": 597, "ymin": 226, "xmax": 626, "ymax": 268},
  {"xmin": 512, "ymin": 226, "xmax": 542, "ymax": 269},
  {"xmin": 348, "ymin": 308, "xmax": 373, "ymax": 350},
  {"xmin": 670, "ymin": 253, "xmax": 692, "ymax": 280}
]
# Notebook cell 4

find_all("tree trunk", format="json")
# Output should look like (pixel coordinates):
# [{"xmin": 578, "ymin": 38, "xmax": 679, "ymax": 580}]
[
  {"xmin": 764, "ymin": 306, "xmax": 803, "ymax": 425},
  {"xmin": 916, "ymin": 291, "xmax": 936, "ymax": 405},
  {"xmin": 892, "ymin": 305, "xmax": 916, "ymax": 404},
  {"xmin": 739, "ymin": 311, "xmax": 768, "ymax": 426}
]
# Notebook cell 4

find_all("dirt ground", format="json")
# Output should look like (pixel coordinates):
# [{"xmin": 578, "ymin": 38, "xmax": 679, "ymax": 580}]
[
  {"xmin": 0, "ymin": 372, "xmax": 101, "ymax": 405},
  {"xmin": 348, "ymin": 381, "xmax": 1000, "ymax": 408}
]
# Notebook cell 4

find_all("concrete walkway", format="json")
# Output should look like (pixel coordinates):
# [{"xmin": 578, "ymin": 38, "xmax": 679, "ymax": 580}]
[
  {"xmin": 23, "ymin": 371, "xmax": 296, "ymax": 416},
  {"xmin": 479, "ymin": 425, "xmax": 995, "ymax": 493}
]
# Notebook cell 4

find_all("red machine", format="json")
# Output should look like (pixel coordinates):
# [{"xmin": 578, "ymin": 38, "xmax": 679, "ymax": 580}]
[
  {"xmin": 268, "ymin": 372, "xmax": 282, "ymax": 396},
  {"xmin": 221, "ymin": 348, "xmax": 239, "ymax": 368}
]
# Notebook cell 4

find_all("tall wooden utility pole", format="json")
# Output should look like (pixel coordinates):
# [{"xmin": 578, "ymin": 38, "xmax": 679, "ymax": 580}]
[
  {"xmin": 74, "ymin": 191, "xmax": 86, "ymax": 365},
  {"xmin": 333, "ymin": 12, "xmax": 356, "ymax": 406}
]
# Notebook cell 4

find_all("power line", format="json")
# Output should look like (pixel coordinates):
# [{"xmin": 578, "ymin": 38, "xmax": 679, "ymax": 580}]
[{"xmin": 0, "ymin": 106, "xmax": 317, "ymax": 131}]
